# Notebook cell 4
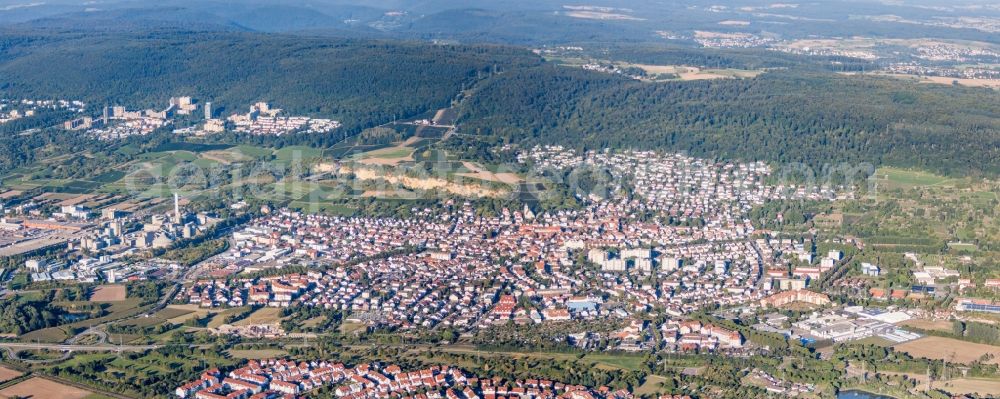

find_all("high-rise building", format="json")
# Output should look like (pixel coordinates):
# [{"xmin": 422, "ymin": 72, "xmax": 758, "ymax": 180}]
[
  {"xmin": 170, "ymin": 96, "xmax": 197, "ymax": 115},
  {"xmin": 63, "ymin": 117, "xmax": 93, "ymax": 130},
  {"xmin": 170, "ymin": 96, "xmax": 193, "ymax": 107},
  {"xmin": 204, "ymin": 102, "xmax": 212, "ymax": 119},
  {"xmin": 174, "ymin": 193, "xmax": 181, "ymax": 224},
  {"xmin": 105, "ymin": 268, "xmax": 118, "ymax": 283}
]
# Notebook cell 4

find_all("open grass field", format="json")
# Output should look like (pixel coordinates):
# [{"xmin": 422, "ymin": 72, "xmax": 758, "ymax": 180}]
[
  {"xmin": 358, "ymin": 146, "xmax": 415, "ymax": 160},
  {"xmin": 340, "ymin": 322, "xmax": 367, "ymax": 335},
  {"xmin": 3, "ymin": 134, "xmax": 529, "ymax": 214},
  {"xmin": 634, "ymin": 375, "xmax": 668, "ymax": 396},
  {"xmin": 895, "ymin": 336, "xmax": 1000, "ymax": 364},
  {"xmin": 90, "ymin": 171, "xmax": 126, "ymax": 184},
  {"xmin": 154, "ymin": 307, "xmax": 195, "ymax": 320},
  {"xmin": 262, "ymin": 182, "xmax": 319, "ymax": 201},
  {"xmin": 0, "ymin": 377, "xmax": 93, "ymax": 399},
  {"xmin": 207, "ymin": 307, "xmax": 253, "ymax": 329},
  {"xmin": 85, "ymin": 143, "xmax": 284, "ymax": 198},
  {"xmin": 325, "ymin": 141, "xmax": 394, "ymax": 159},
  {"xmin": 233, "ymin": 307, "xmax": 284, "ymax": 326},
  {"xmin": 876, "ymin": 167, "xmax": 955, "ymax": 188},
  {"xmin": 302, "ymin": 316, "xmax": 326, "ymax": 328},
  {"xmin": 274, "ymin": 146, "xmax": 323, "ymax": 162},
  {"xmin": 947, "ymin": 242, "xmax": 978, "ymax": 252},
  {"xmin": 18, "ymin": 327, "xmax": 73, "ymax": 343},
  {"xmin": 353, "ymin": 145, "xmax": 416, "ymax": 166},
  {"xmin": 16, "ymin": 348, "xmax": 67, "ymax": 361},
  {"xmin": 200, "ymin": 150, "xmax": 249, "ymax": 164},
  {"xmin": 106, "ymin": 142, "xmax": 332, "ymax": 201},
  {"xmin": 233, "ymin": 145, "xmax": 274, "ymax": 158},
  {"xmin": 89, "ymin": 285, "xmax": 126, "ymax": 302},
  {"xmin": 583, "ymin": 352, "xmax": 648, "ymax": 370},
  {"xmin": 2, "ymin": 149, "xmax": 213, "ymax": 198},
  {"xmin": 0, "ymin": 166, "xmax": 124, "ymax": 196},
  {"xmin": 116, "ymin": 311, "xmax": 177, "ymax": 329},
  {"xmin": 898, "ymin": 319, "xmax": 953, "ymax": 333},
  {"xmin": 148, "ymin": 145, "xmax": 274, "ymax": 166}
]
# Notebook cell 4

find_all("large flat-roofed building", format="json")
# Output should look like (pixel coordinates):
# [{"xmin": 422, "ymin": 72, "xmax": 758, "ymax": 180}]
[{"xmin": 956, "ymin": 298, "xmax": 1000, "ymax": 314}]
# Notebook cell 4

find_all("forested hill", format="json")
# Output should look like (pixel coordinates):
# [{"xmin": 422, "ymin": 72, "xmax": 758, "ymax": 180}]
[
  {"xmin": 458, "ymin": 66, "xmax": 1000, "ymax": 177},
  {"xmin": 1, "ymin": 26, "xmax": 998, "ymax": 177},
  {"xmin": 0, "ymin": 29, "xmax": 541, "ymax": 135}
]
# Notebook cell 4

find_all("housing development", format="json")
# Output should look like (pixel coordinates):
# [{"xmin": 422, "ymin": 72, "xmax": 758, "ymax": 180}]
[
  {"xmin": 0, "ymin": 137, "xmax": 998, "ymax": 397},
  {"xmin": 174, "ymin": 359, "xmax": 660, "ymax": 399},
  {"xmin": 0, "ymin": 1, "xmax": 998, "ymax": 398},
  {"xmin": 62, "ymin": 97, "xmax": 341, "ymax": 140}
]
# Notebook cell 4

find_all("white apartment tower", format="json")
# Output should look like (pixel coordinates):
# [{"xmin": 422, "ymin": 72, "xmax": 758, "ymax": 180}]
[{"xmin": 174, "ymin": 193, "xmax": 181, "ymax": 223}]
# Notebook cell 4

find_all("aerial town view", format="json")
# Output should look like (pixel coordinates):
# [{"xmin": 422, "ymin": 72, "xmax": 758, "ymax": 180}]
[{"xmin": 0, "ymin": 0, "xmax": 996, "ymax": 398}]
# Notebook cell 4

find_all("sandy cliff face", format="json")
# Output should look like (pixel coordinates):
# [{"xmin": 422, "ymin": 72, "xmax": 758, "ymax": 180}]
[{"xmin": 343, "ymin": 164, "xmax": 510, "ymax": 198}]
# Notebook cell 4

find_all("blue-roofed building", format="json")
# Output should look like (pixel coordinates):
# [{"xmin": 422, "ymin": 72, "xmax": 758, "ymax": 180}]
[{"xmin": 566, "ymin": 299, "xmax": 598, "ymax": 313}]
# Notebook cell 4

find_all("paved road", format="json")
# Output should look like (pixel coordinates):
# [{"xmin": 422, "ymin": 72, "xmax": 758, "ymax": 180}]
[
  {"xmin": 0, "ymin": 346, "xmax": 72, "ymax": 363},
  {"xmin": 0, "ymin": 342, "xmax": 151, "ymax": 365},
  {"xmin": 67, "ymin": 327, "xmax": 109, "ymax": 345}
]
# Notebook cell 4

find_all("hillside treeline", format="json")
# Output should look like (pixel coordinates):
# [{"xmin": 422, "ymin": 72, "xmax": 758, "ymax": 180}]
[
  {"xmin": 458, "ymin": 66, "xmax": 1000, "ymax": 176},
  {"xmin": 0, "ymin": 29, "xmax": 541, "ymax": 136}
]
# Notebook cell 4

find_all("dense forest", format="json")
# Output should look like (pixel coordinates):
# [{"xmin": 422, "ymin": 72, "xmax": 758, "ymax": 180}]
[
  {"xmin": 599, "ymin": 45, "xmax": 875, "ymax": 72},
  {"xmin": 0, "ymin": 27, "xmax": 997, "ymax": 179},
  {"xmin": 458, "ymin": 65, "xmax": 1000, "ymax": 176},
  {"xmin": 0, "ymin": 28, "xmax": 544, "ymax": 175},
  {"xmin": 0, "ymin": 29, "xmax": 541, "ymax": 135},
  {"xmin": 0, "ymin": 297, "xmax": 64, "ymax": 334}
]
